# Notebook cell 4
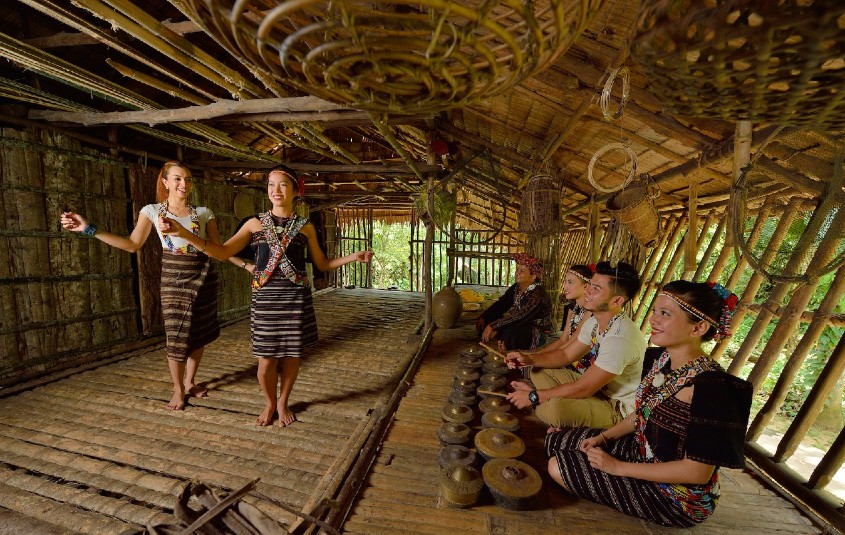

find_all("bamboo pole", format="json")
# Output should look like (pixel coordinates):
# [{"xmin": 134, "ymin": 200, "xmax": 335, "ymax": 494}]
[
  {"xmin": 639, "ymin": 221, "xmax": 689, "ymax": 330},
  {"xmin": 727, "ymin": 184, "xmax": 843, "ymax": 377},
  {"xmin": 747, "ymin": 268, "xmax": 845, "ymax": 442},
  {"xmin": 726, "ymin": 200, "xmax": 776, "ymax": 290},
  {"xmin": 632, "ymin": 214, "xmax": 680, "ymax": 312},
  {"xmin": 808, "ymin": 393, "xmax": 845, "ymax": 490},
  {"xmin": 634, "ymin": 216, "xmax": 685, "ymax": 323},
  {"xmin": 745, "ymin": 206, "xmax": 845, "ymax": 390},
  {"xmin": 716, "ymin": 203, "xmax": 799, "ymax": 363},
  {"xmin": 692, "ymin": 215, "xmax": 725, "ymax": 282},
  {"xmin": 773, "ymin": 331, "xmax": 845, "ymax": 464}
]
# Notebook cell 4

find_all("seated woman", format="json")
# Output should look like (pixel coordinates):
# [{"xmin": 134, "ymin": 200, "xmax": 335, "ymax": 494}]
[
  {"xmin": 476, "ymin": 252, "xmax": 553, "ymax": 351},
  {"xmin": 544, "ymin": 280, "xmax": 750, "ymax": 528}
]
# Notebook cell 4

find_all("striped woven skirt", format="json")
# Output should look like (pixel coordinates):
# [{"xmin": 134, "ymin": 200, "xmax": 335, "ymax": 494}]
[
  {"xmin": 160, "ymin": 252, "xmax": 220, "ymax": 362},
  {"xmin": 544, "ymin": 427, "xmax": 705, "ymax": 527},
  {"xmin": 251, "ymin": 272, "xmax": 318, "ymax": 358}
]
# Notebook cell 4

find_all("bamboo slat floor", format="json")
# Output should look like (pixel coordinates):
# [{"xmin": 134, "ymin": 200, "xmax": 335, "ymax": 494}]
[
  {"xmin": 344, "ymin": 319, "xmax": 825, "ymax": 535},
  {"xmin": 0, "ymin": 288, "xmax": 424, "ymax": 534}
]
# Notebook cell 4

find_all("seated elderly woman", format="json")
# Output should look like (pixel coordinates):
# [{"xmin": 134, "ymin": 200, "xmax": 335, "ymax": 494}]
[
  {"xmin": 544, "ymin": 280, "xmax": 750, "ymax": 528},
  {"xmin": 476, "ymin": 252, "xmax": 553, "ymax": 351}
]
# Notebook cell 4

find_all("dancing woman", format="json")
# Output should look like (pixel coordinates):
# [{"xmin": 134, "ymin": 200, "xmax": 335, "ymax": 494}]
[
  {"xmin": 545, "ymin": 280, "xmax": 750, "ymax": 527},
  {"xmin": 61, "ymin": 161, "xmax": 220, "ymax": 410},
  {"xmin": 160, "ymin": 165, "xmax": 372, "ymax": 427}
]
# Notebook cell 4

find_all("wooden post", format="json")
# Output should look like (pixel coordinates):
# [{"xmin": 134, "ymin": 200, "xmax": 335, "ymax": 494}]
[
  {"xmin": 728, "ymin": 187, "xmax": 843, "ymax": 378},
  {"xmin": 745, "ymin": 208, "xmax": 845, "ymax": 390},
  {"xmin": 638, "ymin": 219, "xmax": 688, "ymax": 330},
  {"xmin": 634, "ymin": 216, "xmax": 685, "ymax": 324},
  {"xmin": 774, "ymin": 331, "xmax": 845, "ymax": 464},
  {"xmin": 808, "ymin": 379, "xmax": 845, "ymax": 490},
  {"xmin": 633, "ymin": 214, "xmax": 679, "ymax": 313},
  {"xmin": 727, "ymin": 121, "xmax": 753, "ymax": 248},
  {"xmin": 748, "ymin": 267, "xmax": 845, "ymax": 441},
  {"xmin": 718, "ymin": 203, "xmax": 799, "ymax": 364},
  {"xmin": 692, "ymin": 215, "xmax": 725, "ymax": 282}
]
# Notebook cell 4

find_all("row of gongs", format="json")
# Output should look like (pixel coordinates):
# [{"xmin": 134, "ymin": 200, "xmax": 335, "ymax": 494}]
[{"xmin": 437, "ymin": 346, "xmax": 542, "ymax": 510}]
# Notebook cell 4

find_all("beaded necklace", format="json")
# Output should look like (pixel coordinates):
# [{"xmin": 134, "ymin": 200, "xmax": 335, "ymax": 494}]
[
  {"xmin": 634, "ymin": 351, "xmax": 719, "ymax": 460},
  {"xmin": 568, "ymin": 303, "xmax": 585, "ymax": 336},
  {"xmin": 158, "ymin": 200, "xmax": 199, "ymax": 253},
  {"xmin": 572, "ymin": 311, "xmax": 623, "ymax": 373}
]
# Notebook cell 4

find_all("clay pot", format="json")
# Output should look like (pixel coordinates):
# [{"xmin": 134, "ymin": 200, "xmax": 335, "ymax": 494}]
[{"xmin": 433, "ymin": 285, "xmax": 462, "ymax": 328}]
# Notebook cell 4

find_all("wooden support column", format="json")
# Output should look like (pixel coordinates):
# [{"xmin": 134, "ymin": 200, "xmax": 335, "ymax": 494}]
[
  {"xmin": 728, "ymin": 121, "xmax": 753, "ymax": 248},
  {"xmin": 692, "ymin": 215, "xmax": 726, "ymax": 282},
  {"xmin": 775, "ymin": 330, "xmax": 845, "ymax": 464},
  {"xmin": 808, "ymin": 352, "xmax": 845, "ymax": 489},
  {"xmin": 639, "ymin": 221, "xmax": 689, "ymax": 330},
  {"xmin": 745, "ymin": 207, "xmax": 845, "ymax": 390},
  {"xmin": 748, "ymin": 268, "xmax": 845, "ymax": 442},
  {"xmin": 716, "ymin": 203, "xmax": 799, "ymax": 363},
  {"xmin": 634, "ymin": 216, "xmax": 685, "ymax": 324},
  {"xmin": 728, "ymin": 176, "xmax": 844, "ymax": 378}
]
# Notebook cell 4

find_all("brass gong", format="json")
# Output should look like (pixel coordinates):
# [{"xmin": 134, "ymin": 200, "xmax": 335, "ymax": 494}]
[
  {"xmin": 474, "ymin": 428, "xmax": 525, "ymax": 460},
  {"xmin": 482, "ymin": 458, "xmax": 542, "ymax": 510},
  {"xmin": 481, "ymin": 411, "xmax": 520, "ymax": 433},
  {"xmin": 440, "ymin": 463, "xmax": 484, "ymax": 508}
]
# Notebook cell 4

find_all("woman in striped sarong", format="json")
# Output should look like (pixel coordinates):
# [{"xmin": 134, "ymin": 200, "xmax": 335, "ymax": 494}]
[
  {"xmin": 544, "ymin": 281, "xmax": 751, "ymax": 527},
  {"xmin": 161, "ymin": 165, "xmax": 372, "ymax": 427},
  {"xmin": 61, "ymin": 161, "xmax": 220, "ymax": 410}
]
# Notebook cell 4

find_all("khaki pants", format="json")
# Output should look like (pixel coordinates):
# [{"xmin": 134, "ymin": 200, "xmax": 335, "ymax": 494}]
[{"xmin": 530, "ymin": 367, "xmax": 622, "ymax": 429}]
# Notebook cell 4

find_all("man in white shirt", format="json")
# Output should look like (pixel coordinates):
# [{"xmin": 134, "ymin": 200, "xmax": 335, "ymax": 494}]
[{"xmin": 506, "ymin": 261, "xmax": 646, "ymax": 429}]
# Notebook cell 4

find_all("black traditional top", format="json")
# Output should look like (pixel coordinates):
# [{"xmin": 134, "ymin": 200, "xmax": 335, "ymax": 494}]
[{"xmin": 480, "ymin": 283, "xmax": 553, "ymax": 334}]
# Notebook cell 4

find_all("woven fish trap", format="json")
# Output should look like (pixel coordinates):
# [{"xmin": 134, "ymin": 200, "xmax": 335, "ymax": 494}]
[
  {"xmin": 185, "ymin": 0, "xmax": 604, "ymax": 113},
  {"xmin": 631, "ymin": 0, "xmax": 845, "ymax": 128},
  {"xmin": 518, "ymin": 174, "xmax": 561, "ymax": 234},
  {"xmin": 606, "ymin": 180, "xmax": 660, "ymax": 248}
]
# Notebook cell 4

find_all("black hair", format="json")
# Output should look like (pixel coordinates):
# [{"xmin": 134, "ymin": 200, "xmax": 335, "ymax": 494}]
[
  {"xmin": 267, "ymin": 164, "xmax": 299, "ymax": 183},
  {"xmin": 594, "ymin": 261, "xmax": 641, "ymax": 302},
  {"xmin": 662, "ymin": 280, "xmax": 723, "ymax": 341}
]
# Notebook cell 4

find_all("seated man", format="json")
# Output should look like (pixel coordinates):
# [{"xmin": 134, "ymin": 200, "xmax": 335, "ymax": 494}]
[
  {"xmin": 506, "ymin": 261, "xmax": 646, "ymax": 429},
  {"xmin": 476, "ymin": 252, "xmax": 553, "ymax": 351}
]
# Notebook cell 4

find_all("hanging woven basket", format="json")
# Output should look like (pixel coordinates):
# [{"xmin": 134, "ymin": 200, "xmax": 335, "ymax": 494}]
[
  {"xmin": 606, "ymin": 180, "xmax": 660, "ymax": 248},
  {"xmin": 631, "ymin": 0, "xmax": 845, "ymax": 128},
  {"xmin": 518, "ymin": 174, "xmax": 561, "ymax": 234},
  {"xmin": 184, "ymin": 0, "xmax": 605, "ymax": 113}
]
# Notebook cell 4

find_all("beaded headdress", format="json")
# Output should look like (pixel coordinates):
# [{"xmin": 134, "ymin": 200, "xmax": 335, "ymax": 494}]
[
  {"xmin": 568, "ymin": 264, "xmax": 594, "ymax": 284},
  {"xmin": 513, "ymin": 252, "xmax": 544, "ymax": 279},
  {"xmin": 659, "ymin": 282, "xmax": 738, "ymax": 341}
]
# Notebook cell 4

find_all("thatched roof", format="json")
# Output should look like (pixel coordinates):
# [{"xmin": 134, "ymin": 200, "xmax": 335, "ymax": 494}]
[{"xmin": 0, "ymin": 1, "xmax": 841, "ymax": 236}]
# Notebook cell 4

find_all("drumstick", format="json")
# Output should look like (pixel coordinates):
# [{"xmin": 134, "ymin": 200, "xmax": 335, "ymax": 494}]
[
  {"xmin": 477, "ymin": 389, "xmax": 509, "ymax": 398},
  {"xmin": 479, "ymin": 341, "xmax": 507, "ymax": 359},
  {"xmin": 479, "ymin": 341, "xmax": 528, "ymax": 369}
]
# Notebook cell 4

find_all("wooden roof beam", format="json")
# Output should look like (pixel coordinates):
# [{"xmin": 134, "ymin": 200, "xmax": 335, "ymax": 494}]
[
  {"xmin": 22, "ymin": 20, "xmax": 201, "ymax": 48},
  {"xmin": 192, "ymin": 160, "xmax": 439, "ymax": 175}
]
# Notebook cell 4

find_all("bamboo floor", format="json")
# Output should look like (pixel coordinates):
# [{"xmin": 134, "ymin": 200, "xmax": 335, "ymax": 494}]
[
  {"xmin": 343, "ymin": 317, "xmax": 824, "ymax": 535},
  {"xmin": 0, "ymin": 288, "xmax": 424, "ymax": 534}
]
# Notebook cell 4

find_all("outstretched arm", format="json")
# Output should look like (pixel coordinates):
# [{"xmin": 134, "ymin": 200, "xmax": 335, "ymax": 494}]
[
  {"xmin": 301, "ymin": 222, "xmax": 372, "ymax": 271},
  {"xmin": 160, "ymin": 216, "xmax": 258, "ymax": 260},
  {"xmin": 61, "ymin": 211, "xmax": 153, "ymax": 253}
]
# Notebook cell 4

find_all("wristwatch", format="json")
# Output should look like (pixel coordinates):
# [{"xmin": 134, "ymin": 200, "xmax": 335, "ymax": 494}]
[{"xmin": 528, "ymin": 389, "xmax": 540, "ymax": 407}]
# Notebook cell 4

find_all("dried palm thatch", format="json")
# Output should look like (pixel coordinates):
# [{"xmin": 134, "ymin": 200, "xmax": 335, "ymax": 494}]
[
  {"xmin": 183, "ymin": 0, "xmax": 605, "ymax": 113},
  {"xmin": 631, "ymin": 0, "xmax": 845, "ymax": 128}
]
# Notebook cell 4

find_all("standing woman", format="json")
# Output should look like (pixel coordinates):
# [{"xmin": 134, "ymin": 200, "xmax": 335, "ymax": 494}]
[
  {"xmin": 60, "ymin": 161, "xmax": 220, "ymax": 411},
  {"xmin": 544, "ymin": 281, "xmax": 750, "ymax": 527},
  {"xmin": 160, "ymin": 165, "xmax": 372, "ymax": 427}
]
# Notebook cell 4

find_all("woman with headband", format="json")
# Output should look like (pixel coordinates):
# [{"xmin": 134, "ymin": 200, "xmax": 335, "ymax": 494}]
[
  {"xmin": 545, "ymin": 280, "xmax": 751, "ymax": 527},
  {"xmin": 161, "ymin": 165, "xmax": 373, "ymax": 427},
  {"xmin": 476, "ymin": 252, "xmax": 553, "ymax": 351}
]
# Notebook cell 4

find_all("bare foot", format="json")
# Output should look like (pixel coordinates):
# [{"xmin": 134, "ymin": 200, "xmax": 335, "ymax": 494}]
[
  {"xmin": 277, "ymin": 407, "xmax": 296, "ymax": 427},
  {"xmin": 255, "ymin": 404, "xmax": 275, "ymax": 426},
  {"xmin": 167, "ymin": 391, "xmax": 185, "ymax": 411},
  {"xmin": 185, "ymin": 384, "xmax": 208, "ymax": 398}
]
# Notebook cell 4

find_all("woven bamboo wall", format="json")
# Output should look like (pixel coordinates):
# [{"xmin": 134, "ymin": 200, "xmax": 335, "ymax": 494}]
[{"xmin": 0, "ymin": 127, "xmax": 260, "ymax": 385}]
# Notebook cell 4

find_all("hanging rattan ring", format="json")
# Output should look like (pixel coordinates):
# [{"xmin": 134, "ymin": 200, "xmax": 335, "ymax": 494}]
[
  {"xmin": 601, "ymin": 67, "xmax": 630, "ymax": 121},
  {"xmin": 588, "ymin": 143, "xmax": 637, "ymax": 193}
]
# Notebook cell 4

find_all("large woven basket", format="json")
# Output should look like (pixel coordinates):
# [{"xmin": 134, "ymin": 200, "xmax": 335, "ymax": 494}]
[
  {"xmin": 631, "ymin": 0, "xmax": 845, "ymax": 128},
  {"xmin": 184, "ymin": 0, "xmax": 604, "ymax": 113},
  {"xmin": 606, "ymin": 183, "xmax": 660, "ymax": 248},
  {"xmin": 518, "ymin": 174, "xmax": 561, "ymax": 234}
]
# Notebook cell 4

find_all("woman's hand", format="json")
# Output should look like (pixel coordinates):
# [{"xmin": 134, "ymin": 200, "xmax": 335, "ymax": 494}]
[
  {"xmin": 481, "ymin": 324, "xmax": 496, "ymax": 342},
  {"xmin": 60, "ymin": 212, "xmax": 88, "ymax": 233},
  {"xmin": 355, "ymin": 250, "xmax": 374, "ymax": 263},
  {"xmin": 579, "ymin": 434, "xmax": 606, "ymax": 452},
  {"xmin": 159, "ymin": 216, "xmax": 187, "ymax": 237},
  {"xmin": 245, "ymin": 263, "xmax": 256, "ymax": 274},
  {"xmin": 583, "ymin": 444, "xmax": 625, "ymax": 475}
]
